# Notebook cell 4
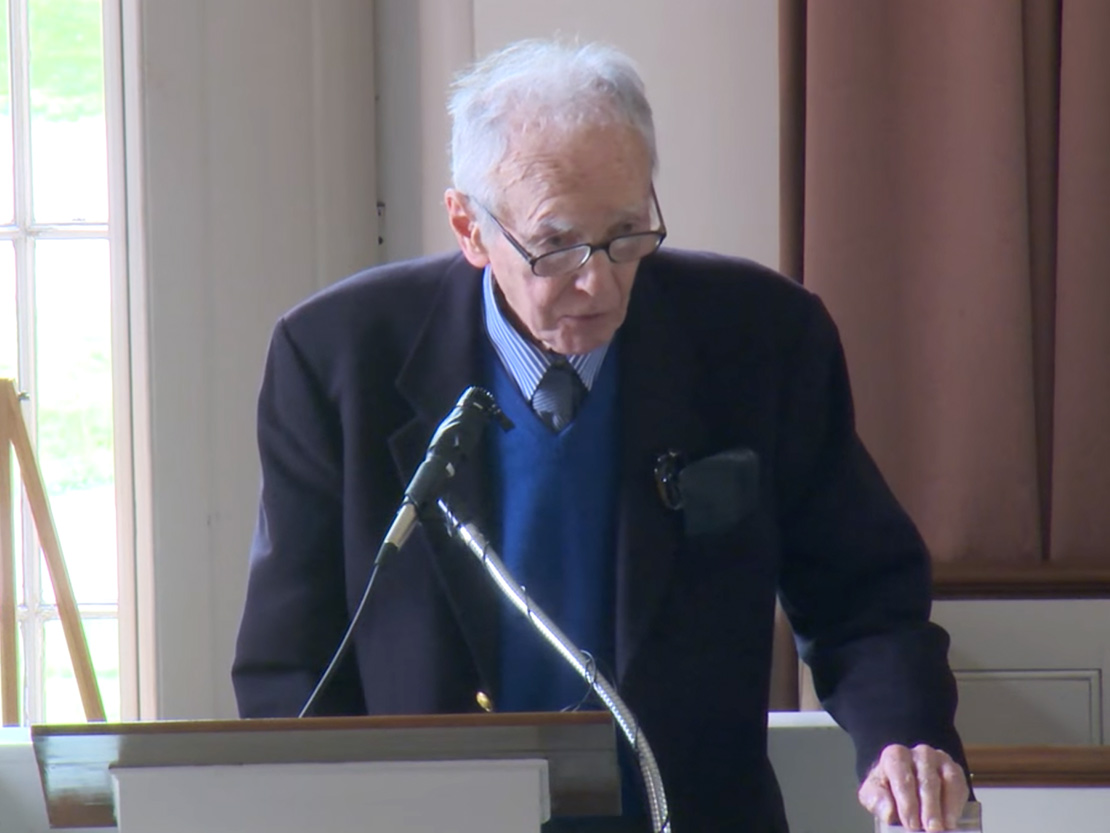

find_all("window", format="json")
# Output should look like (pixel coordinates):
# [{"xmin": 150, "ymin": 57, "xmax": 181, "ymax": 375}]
[{"xmin": 1, "ymin": 0, "xmax": 129, "ymax": 723}]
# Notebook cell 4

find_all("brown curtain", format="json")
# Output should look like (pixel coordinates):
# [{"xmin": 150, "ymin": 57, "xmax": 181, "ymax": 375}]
[{"xmin": 780, "ymin": 0, "xmax": 1110, "ymax": 566}]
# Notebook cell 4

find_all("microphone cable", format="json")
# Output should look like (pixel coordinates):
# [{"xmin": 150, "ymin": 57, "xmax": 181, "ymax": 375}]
[{"xmin": 297, "ymin": 537, "xmax": 398, "ymax": 718}]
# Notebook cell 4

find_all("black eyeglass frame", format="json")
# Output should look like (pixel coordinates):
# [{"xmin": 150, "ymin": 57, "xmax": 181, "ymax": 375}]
[{"xmin": 476, "ymin": 186, "xmax": 667, "ymax": 278}]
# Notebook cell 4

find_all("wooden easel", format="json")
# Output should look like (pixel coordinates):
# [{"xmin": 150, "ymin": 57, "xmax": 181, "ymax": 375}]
[{"xmin": 0, "ymin": 379, "xmax": 104, "ymax": 725}]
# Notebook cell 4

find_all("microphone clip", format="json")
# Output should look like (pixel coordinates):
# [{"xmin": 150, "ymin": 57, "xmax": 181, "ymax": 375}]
[{"xmin": 653, "ymin": 449, "xmax": 687, "ymax": 510}]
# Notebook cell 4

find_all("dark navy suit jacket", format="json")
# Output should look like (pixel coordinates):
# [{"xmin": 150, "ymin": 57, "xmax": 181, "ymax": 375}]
[{"xmin": 233, "ymin": 249, "xmax": 965, "ymax": 832}]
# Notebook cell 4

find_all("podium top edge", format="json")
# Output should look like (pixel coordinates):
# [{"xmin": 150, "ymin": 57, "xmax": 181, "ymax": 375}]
[{"xmin": 31, "ymin": 710, "xmax": 612, "ymax": 738}]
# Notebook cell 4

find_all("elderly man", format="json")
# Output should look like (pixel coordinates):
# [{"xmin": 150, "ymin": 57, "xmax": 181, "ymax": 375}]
[{"xmin": 233, "ymin": 39, "xmax": 969, "ymax": 832}]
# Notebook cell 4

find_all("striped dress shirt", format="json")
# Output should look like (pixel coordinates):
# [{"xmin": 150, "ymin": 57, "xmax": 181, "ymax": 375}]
[{"xmin": 481, "ymin": 266, "xmax": 611, "ymax": 401}]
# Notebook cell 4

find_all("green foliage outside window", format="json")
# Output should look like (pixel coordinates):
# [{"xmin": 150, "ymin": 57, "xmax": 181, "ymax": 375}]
[
  {"xmin": 1, "ymin": 0, "xmax": 113, "ymax": 493},
  {"xmin": 0, "ymin": 0, "xmax": 105, "ymax": 119}
]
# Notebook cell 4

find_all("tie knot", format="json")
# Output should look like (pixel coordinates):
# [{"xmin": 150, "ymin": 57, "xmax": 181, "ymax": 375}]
[{"xmin": 532, "ymin": 361, "xmax": 586, "ymax": 432}]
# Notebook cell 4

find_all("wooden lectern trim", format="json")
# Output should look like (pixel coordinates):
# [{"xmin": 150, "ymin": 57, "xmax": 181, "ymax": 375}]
[
  {"xmin": 966, "ymin": 745, "xmax": 1110, "ymax": 786},
  {"xmin": 32, "ymin": 713, "xmax": 619, "ymax": 828},
  {"xmin": 32, "ymin": 711, "xmax": 610, "ymax": 738}
]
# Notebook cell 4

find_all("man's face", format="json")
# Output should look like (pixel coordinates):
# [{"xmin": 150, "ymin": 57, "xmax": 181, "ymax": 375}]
[{"xmin": 448, "ymin": 121, "xmax": 656, "ymax": 355}]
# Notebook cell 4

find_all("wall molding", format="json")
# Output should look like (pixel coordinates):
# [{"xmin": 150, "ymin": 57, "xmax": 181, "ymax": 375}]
[{"xmin": 952, "ymin": 668, "xmax": 1102, "ymax": 745}]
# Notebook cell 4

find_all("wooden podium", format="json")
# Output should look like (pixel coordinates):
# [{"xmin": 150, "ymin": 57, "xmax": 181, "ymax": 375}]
[{"xmin": 31, "ymin": 712, "xmax": 620, "ymax": 833}]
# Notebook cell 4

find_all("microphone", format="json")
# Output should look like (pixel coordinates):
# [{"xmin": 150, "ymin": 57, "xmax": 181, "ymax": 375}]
[
  {"xmin": 654, "ymin": 447, "xmax": 759, "ymax": 536},
  {"xmin": 381, "ymin": 386, "xmax": 512, "ymax": 554}
]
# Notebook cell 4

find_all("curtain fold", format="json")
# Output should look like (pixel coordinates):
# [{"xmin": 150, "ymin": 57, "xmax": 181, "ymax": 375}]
[
  {"xmin": 782, "ymin": 0, "xmax": 1110, "ymax": 565},
  {"xmin": 1020, "ymin": 0, "xmax": 1061, "ymax": 558},
  {"xmin": 778, "ymin": 0, "xmax": 807, "ymax": 282},
  {"xmin": 1049, "ymin": 1, "xmax": 1110, "ymax": 561}
]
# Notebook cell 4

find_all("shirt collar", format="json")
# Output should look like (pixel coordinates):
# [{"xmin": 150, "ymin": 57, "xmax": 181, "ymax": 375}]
[{"xmin": 482, "ymin": 266, "xmax": 611, "ymax": 401}]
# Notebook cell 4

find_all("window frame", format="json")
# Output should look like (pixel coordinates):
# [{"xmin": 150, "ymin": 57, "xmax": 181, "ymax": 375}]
[{"xmin": 1, "ymin": 0, "xmax": 138, "ymax": 724}]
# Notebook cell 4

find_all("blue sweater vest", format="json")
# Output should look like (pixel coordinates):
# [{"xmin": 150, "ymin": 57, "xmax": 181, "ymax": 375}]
[
  {"xmin": 486, "ymin": 342, "xmax": 621, "ymax": 713},
  {"xmin": 485, "ymin": 341, "xmax": 646, "ymax": 819}
]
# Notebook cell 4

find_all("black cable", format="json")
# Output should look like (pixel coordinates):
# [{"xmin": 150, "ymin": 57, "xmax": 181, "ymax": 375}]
[{"xmin": 298, "ymin": 538, "xmax": 399, "ymax": 718}]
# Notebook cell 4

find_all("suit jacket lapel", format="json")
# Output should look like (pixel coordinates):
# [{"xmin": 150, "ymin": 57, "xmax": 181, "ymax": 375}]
[
  {"xmin": 615, "ymin": 257, "xmax": 709, "ymax": 682},
  {"xmin": 386, "ymin": 255, "xmax": 503, "ymax": 697}
]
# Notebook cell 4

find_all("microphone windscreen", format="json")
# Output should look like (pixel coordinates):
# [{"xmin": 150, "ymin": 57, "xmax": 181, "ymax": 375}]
[{"xmin": 677, "ymin": 448, "xmax": 759, "ymax": 536}]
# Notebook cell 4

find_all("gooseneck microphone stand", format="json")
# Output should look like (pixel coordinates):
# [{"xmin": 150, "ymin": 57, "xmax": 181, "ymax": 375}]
[
  {"xmin": 435, "ymin": 498, "xmax": 673, "ymax": 833},
  {"xmin": 309, "ymin": 385, "xmax": 672, "ymax": 831}
]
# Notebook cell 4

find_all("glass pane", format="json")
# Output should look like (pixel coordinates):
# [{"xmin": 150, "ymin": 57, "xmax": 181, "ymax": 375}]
[
  {"xmin": 11, "ymin": 618, "xmax": 26, "ymax": 721},
  {"xmin": 0, "ymin": 0, "xmax": 13, "ymax": 224},
  {"xmin": 12, "ymin": 458, "xmax": 23, "ymax": 607},
  {"xmin": 29, "ymin": 0, "xmax": 108, "ymax": 223},
  {"xmin": 0, "ymin": 242, "xmax": 18, "ymax": 606},
  {"xmin": 0, "ymin": 241, "xmax": 14, "ymax": 379},
  {"xmin": 34, "ymin": 239, "xmax": 115, "ymax": 606},
  {"xmin": 43, "ymin": 617, "xmax": 119, "ymax": 722}
]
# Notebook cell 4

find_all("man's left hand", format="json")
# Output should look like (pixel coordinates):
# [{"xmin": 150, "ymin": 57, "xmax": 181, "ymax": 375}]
[{"xmin": 858, "ymin": 743, "xmax": 969, "ymax": 831}]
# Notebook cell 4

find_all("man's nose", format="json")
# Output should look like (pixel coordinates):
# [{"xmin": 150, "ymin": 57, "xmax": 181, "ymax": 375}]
[{"xmin": 573, "ymin": 249, "xmax": 615, "ymax": 294}]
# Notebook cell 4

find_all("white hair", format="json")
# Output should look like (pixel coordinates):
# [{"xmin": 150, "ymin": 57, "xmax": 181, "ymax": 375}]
[{"xmin": 448, "ymin": 38, "xmax": 658, "ymax": 212}]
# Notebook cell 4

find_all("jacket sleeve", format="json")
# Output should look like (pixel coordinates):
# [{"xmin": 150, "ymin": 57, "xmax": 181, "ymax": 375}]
[
  {"xmin": 232, "ymin": 318, "xmax": 365, "ymax": 717},
  {"xmin": 775, "ymin": 294, "xmax": 967, "ymax": 781}
]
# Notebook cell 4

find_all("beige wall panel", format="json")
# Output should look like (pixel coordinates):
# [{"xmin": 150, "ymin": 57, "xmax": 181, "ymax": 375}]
[
  {"xmin": 135, "ymin": 0, "xmax": 378, "ymax": 719},
  {"xmin": 473, "ymin": 0, "xmax": 780, "ymax": 267},
  {"xmin": 953, "ymin": 670, "xmax": 1101, "ymax": 746},
  {"xmin": 934, "ymin": 600, "xmax": 1110, "ymax": 746},
  {"xmin": 374, "ymin": 0, "xmax": 779, "ymax": 266}
]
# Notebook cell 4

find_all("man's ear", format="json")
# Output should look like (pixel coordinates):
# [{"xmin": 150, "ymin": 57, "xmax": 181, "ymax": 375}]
[{"xmin": 445, "ymin": 189, "xmax": 490, "ymax": 268}]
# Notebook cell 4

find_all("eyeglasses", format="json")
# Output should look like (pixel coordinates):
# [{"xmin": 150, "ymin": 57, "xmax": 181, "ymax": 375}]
[{"xmin": 477, "ymin": 187, "xmax": 667, "ymax": 279}]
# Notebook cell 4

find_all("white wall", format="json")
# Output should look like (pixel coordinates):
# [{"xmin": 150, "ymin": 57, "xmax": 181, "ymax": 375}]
[
  {"xmin": 472, "ymin": 0, "xmax": 781, "ymax": 266},
  {"xmin": 132, "ymin": 0, "xmax": 378, "ymax": 718},
  {"xmin": 373, "ymin": 0, "xmax": 475, "ymax": 259},
  {"xmin": 375, "ymin": 0, "xmax": 780, "ymax": 266}
]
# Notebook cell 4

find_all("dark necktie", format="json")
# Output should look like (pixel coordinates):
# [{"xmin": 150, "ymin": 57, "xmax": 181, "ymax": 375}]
[{"xmin": 531, "ymin": 359, "xmax": 586, "ymax": 431}]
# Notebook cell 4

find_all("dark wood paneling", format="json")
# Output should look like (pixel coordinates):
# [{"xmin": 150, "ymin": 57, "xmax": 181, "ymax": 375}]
[
  {"xmin": 967, "ymin": 745, "xmax": 1110, "ymax": 786},
  {"xmin": 933, "ymin": 563, "xmax": 1110, "ymax": 599}
]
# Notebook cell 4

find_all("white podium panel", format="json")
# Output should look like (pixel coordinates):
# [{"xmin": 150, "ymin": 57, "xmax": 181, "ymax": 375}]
[
  {"xmin": 112, "ymin": 758, "xmax": 549, "ymax": 833},
  {"xmin": 976, "ymin": 787, "xmax": 1110, "ymax": 833},
  {"xmin": 876, "ymin": 801, "xmax": 982, "ymax": 832}
]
